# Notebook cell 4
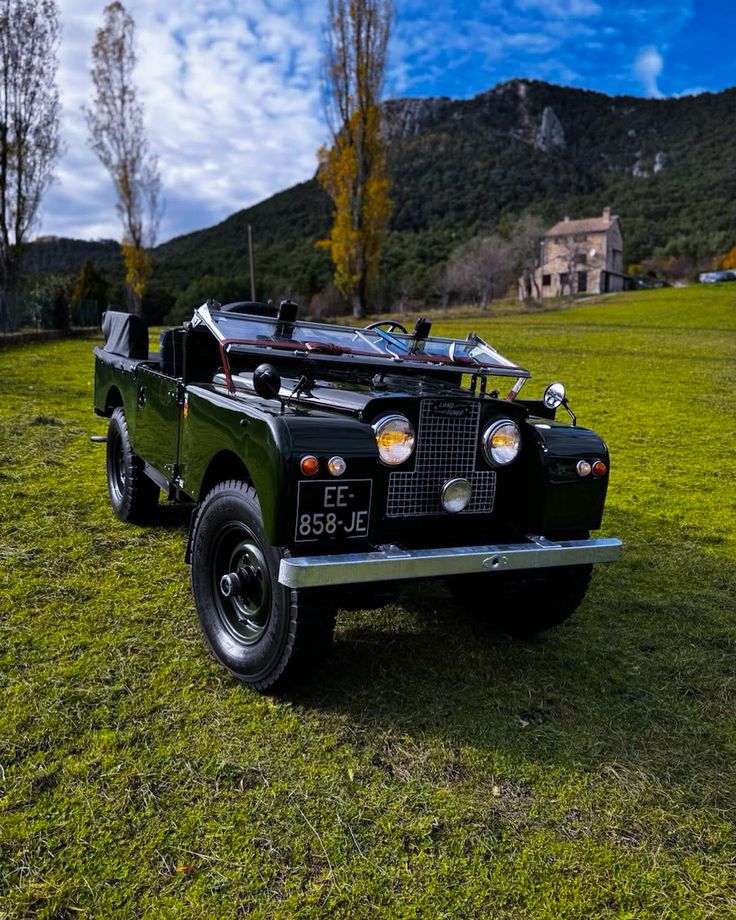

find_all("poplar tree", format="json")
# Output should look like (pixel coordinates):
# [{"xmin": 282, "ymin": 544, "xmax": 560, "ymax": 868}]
[
  {"xmin": 0, "ymin": 0, "xmax": 61, "ymax": 330},
  {"xmin": 86, "ymin": 1, "xmax": 161, "ymax": 315},
  {"xmin": 318, "ymin": 0, "xmax": 392, "ymax": 318}
]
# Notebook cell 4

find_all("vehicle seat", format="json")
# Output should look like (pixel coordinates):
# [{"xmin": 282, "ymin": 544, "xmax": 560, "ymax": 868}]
[{"xmin": 159, "ymin": 328, "xmax": 185, "ymax": 377}]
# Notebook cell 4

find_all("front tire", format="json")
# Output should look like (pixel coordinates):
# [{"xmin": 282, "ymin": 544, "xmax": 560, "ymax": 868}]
[
  {"xmin": 190, "ymin": 480, "xmax": 336, "ymax": 691},
  {"xmin": 106, "ymin": 407, "xmax": 159, "ymax": 523}
]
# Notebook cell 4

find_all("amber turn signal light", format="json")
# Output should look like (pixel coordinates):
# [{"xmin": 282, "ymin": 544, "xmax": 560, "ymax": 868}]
[
  {"xmin": 592, "ymin": 460, "xmax": 607, "ymax": 478},
  {"xmin": 300, "ymin": 455, "xmax": 319, "ymax": 476}
]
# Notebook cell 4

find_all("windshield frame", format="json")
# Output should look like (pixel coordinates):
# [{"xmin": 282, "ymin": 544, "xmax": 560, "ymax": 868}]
[{"xmin": 190, "ymin": 303, "xmax": 531, "ymax": 397}]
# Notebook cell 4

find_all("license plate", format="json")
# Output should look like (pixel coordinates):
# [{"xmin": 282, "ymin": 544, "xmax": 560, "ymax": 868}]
[{"xmin": 295, "ymin": 479, "xmax": 372, "ymax": 542}]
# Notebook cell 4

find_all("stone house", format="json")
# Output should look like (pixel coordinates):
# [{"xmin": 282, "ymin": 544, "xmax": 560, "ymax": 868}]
[{"xmin": 520, "ymin": 207, "xmax": 625, "ymax": 299}]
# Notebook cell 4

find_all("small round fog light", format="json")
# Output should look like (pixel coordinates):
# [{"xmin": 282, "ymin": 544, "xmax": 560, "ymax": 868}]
[
  {"xmin": 576, "ymin": 460, "xmax": 592, "ymax": 477},
  {"xmin": 300, "ymin": 455, "xmax": 319, "ymax": 476},
  {"xmin": 592, "ymin": 459, "xmax": 608, "ymax": 478},
  {"xmin": 441, "ymin": 478, "xmax": 472, "ymax": 514},
  {"xmin": 328, "ymin": 456, "xmax": 346, "ymax": 477}
]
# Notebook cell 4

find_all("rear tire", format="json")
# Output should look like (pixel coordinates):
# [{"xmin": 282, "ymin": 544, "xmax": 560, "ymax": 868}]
[
  {"xmin": 190, "ymin": 480, "xmax": 336, "ymax": 691},
  {"xmin": 448, "ymin": 533, "xmax": 593, "ymax": 637},
  {"xmin": 106, "ymin": 407, "xmax": 159, "ymax": 523},
  {"xmin": 449, "ymin": 565, "xmax": 593, "ymax": 637}
]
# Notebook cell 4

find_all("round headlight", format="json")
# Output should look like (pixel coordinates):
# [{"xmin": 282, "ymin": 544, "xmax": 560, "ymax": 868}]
[
  {"xmin": 372, "ymin": 414, "xmax": 416, "ymax": 466},
  {"xmin": 543, "ymin": 381, "xmax": 566, "ymax": 409},
  {"xmin": 482, "ymin": 419, "xmax": 522, "ymax": 467}
]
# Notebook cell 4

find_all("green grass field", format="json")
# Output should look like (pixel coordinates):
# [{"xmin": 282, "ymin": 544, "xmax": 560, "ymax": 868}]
[{"xmin": 1, "ymin": 287, "xmax": 735, "ymax": 918}]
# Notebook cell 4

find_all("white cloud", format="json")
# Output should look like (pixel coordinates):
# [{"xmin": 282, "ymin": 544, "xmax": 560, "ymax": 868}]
[
  {"xmin": 634, "ymin": 45, "xmax": 664, "ymax": 98},
  {"xmin": 387, "ymin": 0, "xmax": 604, "ymax": 97},
  {"xmin": 39, "ymin": 0, "xmax": 328, "ymax": 243},
  {"xmin": 515, "ymin": 0, "xmax": 601, "ymax": 17}
]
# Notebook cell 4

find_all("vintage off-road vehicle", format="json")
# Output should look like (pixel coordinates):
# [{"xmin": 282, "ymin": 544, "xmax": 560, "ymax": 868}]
[{"xmin": 93, "ymin": 301, "xmax": 621, "ymax": 690}]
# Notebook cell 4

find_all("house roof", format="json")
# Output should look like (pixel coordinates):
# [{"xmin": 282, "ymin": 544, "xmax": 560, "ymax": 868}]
[{"xmin": 545, "ymin": 213, "xmax": 619, "ymax": 237}]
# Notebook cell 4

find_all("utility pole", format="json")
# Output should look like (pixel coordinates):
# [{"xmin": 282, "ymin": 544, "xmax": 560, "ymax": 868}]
[{"xmin": 248, "ymin": 224, "xmax": 256, "ymax": 301}]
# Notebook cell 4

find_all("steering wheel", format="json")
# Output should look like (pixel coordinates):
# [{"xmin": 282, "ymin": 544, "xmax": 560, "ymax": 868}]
[{"xmin": 365, "ymin": 320, "xmax": 408, "ymax": 334}]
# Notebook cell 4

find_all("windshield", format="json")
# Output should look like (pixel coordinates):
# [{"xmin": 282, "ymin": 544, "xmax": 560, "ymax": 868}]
[{"xmin": 196, "ymin": 306, "xmax": 527, "ymax": 376}]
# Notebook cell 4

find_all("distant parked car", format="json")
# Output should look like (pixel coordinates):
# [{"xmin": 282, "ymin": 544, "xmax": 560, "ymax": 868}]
[
  {"xmin": 631, "ymin": 276, "xmax": 669, "ymax": 290},
  {"xmin": 699, "ymin": 270, "xmax": 736, "ymax": 284}
]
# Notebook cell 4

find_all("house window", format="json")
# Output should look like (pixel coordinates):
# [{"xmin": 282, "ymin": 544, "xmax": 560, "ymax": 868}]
[
  {"xmin": 573, "ymin": 233, "xmax": 587, "ymax": 243},
  {"xmin": 578, "ymin": 271, "xmax": 588, "ymax": 293},
  {"xmin": 559, "ymin": 272, "xmax": 569, "ymax": 287},
  {"xmin": 542, "ymin": 274, "xmax": 551, "ymax": 287},
  {"xmin": 576, "ymin": 253, "xmax": 587, "ymax": 265}
]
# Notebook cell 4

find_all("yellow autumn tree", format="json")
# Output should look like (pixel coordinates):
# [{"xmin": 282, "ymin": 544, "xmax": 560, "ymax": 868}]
[
  {"xmin": 318, "ymin": 0, "xmax": 393, "ymax": 318},
  {"xmin": 86, "ymin": 2, "xmax": 161, "ymax": 315},
  {"xmin": 721, "ymin": 245, "xmax": 736, "ymax": 270},
  {"xmin": 122, "ymin": 242, "xmax": 152, "ymax": 303}
]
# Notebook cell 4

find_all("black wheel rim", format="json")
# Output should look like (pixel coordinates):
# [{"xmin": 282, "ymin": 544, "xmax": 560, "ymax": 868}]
[
  {"xmin": 108, "ymin": 429, "xmax": 126, "ymax": 503},
  {"xmin": 211, "ymin": 521, "xmax": 271, "ymax": 645}
]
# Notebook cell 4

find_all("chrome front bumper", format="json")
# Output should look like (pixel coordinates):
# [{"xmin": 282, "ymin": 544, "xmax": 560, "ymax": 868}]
[{"xmin": 279, "ymin": 537, "xmax": 622, "ymax": 589}]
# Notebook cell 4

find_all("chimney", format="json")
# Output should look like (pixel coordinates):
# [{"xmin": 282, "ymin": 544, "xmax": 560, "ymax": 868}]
[
  {"xmin": 603, "ymin": 206, "xmax": 611, "ymax": 220},
  {"xmin": 563, "ymin": 215, "xmax": 570, "ymax": 222}
]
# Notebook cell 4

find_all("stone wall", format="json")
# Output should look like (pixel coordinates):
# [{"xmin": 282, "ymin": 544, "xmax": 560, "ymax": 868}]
[{"xmin": 0, "ymin": 328, "xmax": 98, "ymax": 349}]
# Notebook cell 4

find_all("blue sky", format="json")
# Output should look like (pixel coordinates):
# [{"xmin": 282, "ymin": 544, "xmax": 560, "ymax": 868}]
[{"xmin": 41, "ymin": 0, "xmax": 735, "ymax": 244}]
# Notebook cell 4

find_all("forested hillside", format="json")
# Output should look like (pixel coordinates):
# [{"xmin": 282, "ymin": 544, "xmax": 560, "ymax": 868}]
[{"xmin": 29, "ymin": 79, "xmax": 736, "ymax": 317}]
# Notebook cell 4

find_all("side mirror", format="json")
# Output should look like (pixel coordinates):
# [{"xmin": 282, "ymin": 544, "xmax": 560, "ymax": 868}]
[
  {"xmin": 253, "ymin": 364, "xmax": 282, "ymax": 401},
  {"xmin": 543, "ymin": 381, "xmax": 576, "ymax": 426},
  {"xmin": 543, "ymin": 381, "xmax": 566, "ymax": 409}
]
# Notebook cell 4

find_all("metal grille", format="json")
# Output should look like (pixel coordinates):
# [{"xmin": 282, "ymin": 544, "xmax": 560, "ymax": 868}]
[{"xmin": 386, "ymin": 399, "xmax": 496, "ymax": 517}]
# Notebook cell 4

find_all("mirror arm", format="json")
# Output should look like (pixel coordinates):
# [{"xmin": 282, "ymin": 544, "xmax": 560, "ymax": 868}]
[{"xmin": 562, "ymin": 398, "xmax": 577, "ymax": 427}]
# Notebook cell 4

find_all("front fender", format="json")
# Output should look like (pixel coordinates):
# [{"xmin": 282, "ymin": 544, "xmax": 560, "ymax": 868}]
[
  {"xmin": 496, "ymin": 418, "xmax": 611, "ymax": 534},
  {"xmin": 180, "ymin": 391, "xmax": 378, "ymax": 546}
]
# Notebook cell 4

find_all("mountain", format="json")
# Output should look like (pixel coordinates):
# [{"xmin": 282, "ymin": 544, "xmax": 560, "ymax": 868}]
[
  {"xmin": 380, "ymin": 79, "xmax": 736, "ymax": 256},
  {"xmin": 29, "ymin": 79, "xmax": 736, "ymax": 313}
]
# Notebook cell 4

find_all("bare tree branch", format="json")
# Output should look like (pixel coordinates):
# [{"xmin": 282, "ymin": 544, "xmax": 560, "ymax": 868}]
[{"xmin": 445, "ymin": 236, "xmax": 514, "ymax": 308}]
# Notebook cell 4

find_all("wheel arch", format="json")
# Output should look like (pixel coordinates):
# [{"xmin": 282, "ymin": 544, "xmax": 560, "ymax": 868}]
[
  {"xmin": 197, "ymin": 450, "xmax": 254, "ymax": 502},
  {"xmin": 185, "ymin": 454, "xmax": 254, "ymax": 565},
  {"xmin": 103, "ymin": 385, "xmax": 124, "ymax": 417}
]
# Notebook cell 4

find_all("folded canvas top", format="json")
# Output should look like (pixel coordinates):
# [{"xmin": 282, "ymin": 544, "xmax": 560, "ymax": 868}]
[{"xmin": 101, "ymin": 311, "xmax": 149, "ymax": 360}]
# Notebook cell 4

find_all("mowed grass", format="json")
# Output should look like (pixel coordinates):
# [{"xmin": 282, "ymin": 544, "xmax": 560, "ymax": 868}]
[{"xmin": 1, "ymin": 286, "xmax": 735, "ymax": 918}]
